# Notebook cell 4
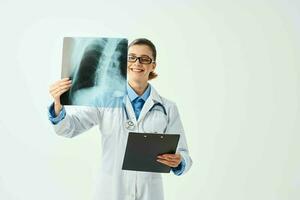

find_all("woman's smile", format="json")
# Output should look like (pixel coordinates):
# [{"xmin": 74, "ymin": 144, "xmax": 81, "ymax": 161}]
[{"xmin": 130, "ymin": 67, "xmax": 145, "ymax": 73}]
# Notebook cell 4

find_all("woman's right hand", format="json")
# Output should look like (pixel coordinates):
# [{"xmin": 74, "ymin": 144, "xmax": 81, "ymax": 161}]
[{"xmin": 49, "ymin": 78, "xmax": 72, "ymax": 116}]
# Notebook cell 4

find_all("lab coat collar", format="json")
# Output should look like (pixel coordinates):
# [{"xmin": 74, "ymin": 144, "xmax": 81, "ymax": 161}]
[
  {"xmin": 137, "ymin": 84, "xmax": 163, "ymax": 122},
  {"xmin": 123, "ymin": 83, "xmax": 163, "ymax": 123},
  {"xmin": 124, "ymin": 95, "xmax": 137, "ymax": 123},
  {"xmin": 148, "ymin": 84, "xmax": 163, "ymax": 104}
]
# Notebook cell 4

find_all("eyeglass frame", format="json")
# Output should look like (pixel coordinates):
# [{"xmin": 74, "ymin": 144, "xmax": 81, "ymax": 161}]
[{"xmin": 127, "ymin": 55, "xmax": 156, "ymax": 64}]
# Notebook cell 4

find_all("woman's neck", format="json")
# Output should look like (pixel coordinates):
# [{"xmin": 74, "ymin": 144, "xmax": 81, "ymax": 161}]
[{"xmin": 129, "ymin": 81, "xmax": 148, "ymax": 96}]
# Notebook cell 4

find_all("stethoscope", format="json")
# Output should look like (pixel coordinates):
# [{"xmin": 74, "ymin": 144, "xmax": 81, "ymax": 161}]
[{"xmin": 123, "ymin": 101, "xmax": 167, "ymax": 131}]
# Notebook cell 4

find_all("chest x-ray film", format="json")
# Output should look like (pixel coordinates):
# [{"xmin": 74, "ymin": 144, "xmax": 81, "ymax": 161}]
[{"xmin": 60, "ymin": 37, "xmax": 128, "ymax": 107}]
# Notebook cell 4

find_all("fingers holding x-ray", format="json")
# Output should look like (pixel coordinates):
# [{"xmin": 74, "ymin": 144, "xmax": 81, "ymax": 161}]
[
  {"xmin": 49, "ymin": 78, "xmax": 72, "ymax": 100},
  {"xmin": 56, "ymin": 87, "xmax": 71, "ymax": 97},
  {"xmin": 50, "ymin": 79, "xmax": 72, "ymax": 93}
]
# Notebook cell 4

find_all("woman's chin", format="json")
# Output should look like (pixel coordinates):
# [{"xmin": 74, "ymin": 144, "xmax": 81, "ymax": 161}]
[{"xmin": 128, "ymin": 76, "xmax": 147, "ymax": 84}]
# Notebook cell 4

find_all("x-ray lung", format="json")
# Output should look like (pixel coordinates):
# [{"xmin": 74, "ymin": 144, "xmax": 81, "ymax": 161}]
[{"xmin": 60, "ymin": 37, "xmax": 127, "ymax": 107}]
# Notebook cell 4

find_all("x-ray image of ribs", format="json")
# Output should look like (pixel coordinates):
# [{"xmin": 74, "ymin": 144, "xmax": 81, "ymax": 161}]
[{"xmin": 60, "ymin": 37, "xmax": 128, "ymax": 107}]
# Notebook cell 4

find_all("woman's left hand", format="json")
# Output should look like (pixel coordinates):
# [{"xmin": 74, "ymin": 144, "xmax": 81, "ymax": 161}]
[{"xmin": 156, "ymin": 153, "xmax": 181, "ymax": 167}]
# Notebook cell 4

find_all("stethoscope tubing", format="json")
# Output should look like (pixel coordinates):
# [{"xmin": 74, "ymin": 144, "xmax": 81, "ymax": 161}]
[
  {"xmin": 123, "ymin": 102, "xmax": 167, "ymax": 120},
  {"xmin": 123, "ymin": 101, "xmax": 167, "ymax": 131}
]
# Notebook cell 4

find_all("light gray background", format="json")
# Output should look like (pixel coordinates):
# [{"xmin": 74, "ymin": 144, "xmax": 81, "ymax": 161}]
[{"xmin": 0, "ymin": 0, "xmax": 299, "ymax": 199}]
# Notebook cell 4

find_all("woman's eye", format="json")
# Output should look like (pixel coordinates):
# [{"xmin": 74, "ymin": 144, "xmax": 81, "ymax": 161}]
[
  {"xmin": 128, "ymin": 56, "xmax": 136, "ymax": 60},
  {"xmin": 141, "ymin": 57, "xmax": 150, "ymax": 62}
]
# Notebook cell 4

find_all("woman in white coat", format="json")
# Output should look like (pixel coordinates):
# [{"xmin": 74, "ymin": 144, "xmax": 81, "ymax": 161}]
[{"xmin": 48, "ymin": 38, "xmax": 192, "ymax": 200}]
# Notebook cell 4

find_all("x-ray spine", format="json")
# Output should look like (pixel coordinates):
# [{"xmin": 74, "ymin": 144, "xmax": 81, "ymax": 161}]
[{"xmin": 60, "ymin": 37, "xmax": 128, "ymax": 107}]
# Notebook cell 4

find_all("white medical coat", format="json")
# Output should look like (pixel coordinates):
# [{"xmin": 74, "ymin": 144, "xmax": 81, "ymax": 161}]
[{"xmin": 52, "ymin": 86, "xmax": 192, "ymax": 200}]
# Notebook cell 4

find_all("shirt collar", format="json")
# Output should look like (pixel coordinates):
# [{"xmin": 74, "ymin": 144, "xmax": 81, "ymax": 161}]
[{"xmin": 127, "ymin": 83, "xmax": 151, "ymax": 102}]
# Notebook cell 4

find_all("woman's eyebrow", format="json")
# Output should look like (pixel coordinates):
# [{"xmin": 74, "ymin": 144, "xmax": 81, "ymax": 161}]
[
  {"xmin": 128, "ymin": 53, "xmax": 151, "ymax": 57},
  {"xmin": 129, "ymin": 54, "xmax": 151, "ymax": 57}
]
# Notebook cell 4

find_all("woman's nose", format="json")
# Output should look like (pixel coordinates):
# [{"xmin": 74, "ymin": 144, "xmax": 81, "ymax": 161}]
[{"xmin": 134, "ymin": 58, "xmax": 142, "ymax": 65}]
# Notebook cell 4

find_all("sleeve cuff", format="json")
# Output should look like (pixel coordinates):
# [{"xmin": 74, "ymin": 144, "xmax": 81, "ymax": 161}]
[
  {"xmin": 48, "ymin": 102, "xmax": 66, "ymax": 125},
  {"xmin": 171, "ymin": 158, "xmax": 186, "ymax": 176}
]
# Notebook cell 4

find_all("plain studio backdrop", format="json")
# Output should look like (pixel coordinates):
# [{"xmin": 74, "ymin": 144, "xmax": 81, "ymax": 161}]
[{"xmin": 0, "ymin": 0, "xmax": 299, "ymax": 199}]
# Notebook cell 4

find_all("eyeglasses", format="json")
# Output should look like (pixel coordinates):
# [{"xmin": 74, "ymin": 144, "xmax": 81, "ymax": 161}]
[{"xmin": 127, "ymin": 55, "xmax": 155, "ymax": 64}]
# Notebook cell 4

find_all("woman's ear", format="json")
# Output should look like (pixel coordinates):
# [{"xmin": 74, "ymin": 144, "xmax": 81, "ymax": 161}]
[{"xmin": 151, "ymin": 63, "xmax": 156, "ymax": 72}]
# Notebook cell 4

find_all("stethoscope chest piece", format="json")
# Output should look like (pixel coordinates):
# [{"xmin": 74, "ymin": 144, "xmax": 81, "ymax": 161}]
[{"xmin": 125, "ymin": 120, "xmax": 135, "ymax": 130}]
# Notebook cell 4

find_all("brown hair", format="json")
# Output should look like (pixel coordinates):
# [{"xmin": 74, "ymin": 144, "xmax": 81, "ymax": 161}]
[{"xmin": 128, "ymin": 38, "xmax": 158, "ymax": 80}]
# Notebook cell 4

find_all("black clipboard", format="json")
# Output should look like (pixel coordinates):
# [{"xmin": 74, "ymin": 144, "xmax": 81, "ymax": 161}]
[{"xmin": 122, "ymin": 132, "xmax": 180, "ymax": 173}]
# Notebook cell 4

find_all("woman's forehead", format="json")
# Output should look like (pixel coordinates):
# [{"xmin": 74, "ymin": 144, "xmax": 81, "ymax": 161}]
[{"xmin": 128, "ymin": 45, "xmax": 153, "ymax": 55}]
